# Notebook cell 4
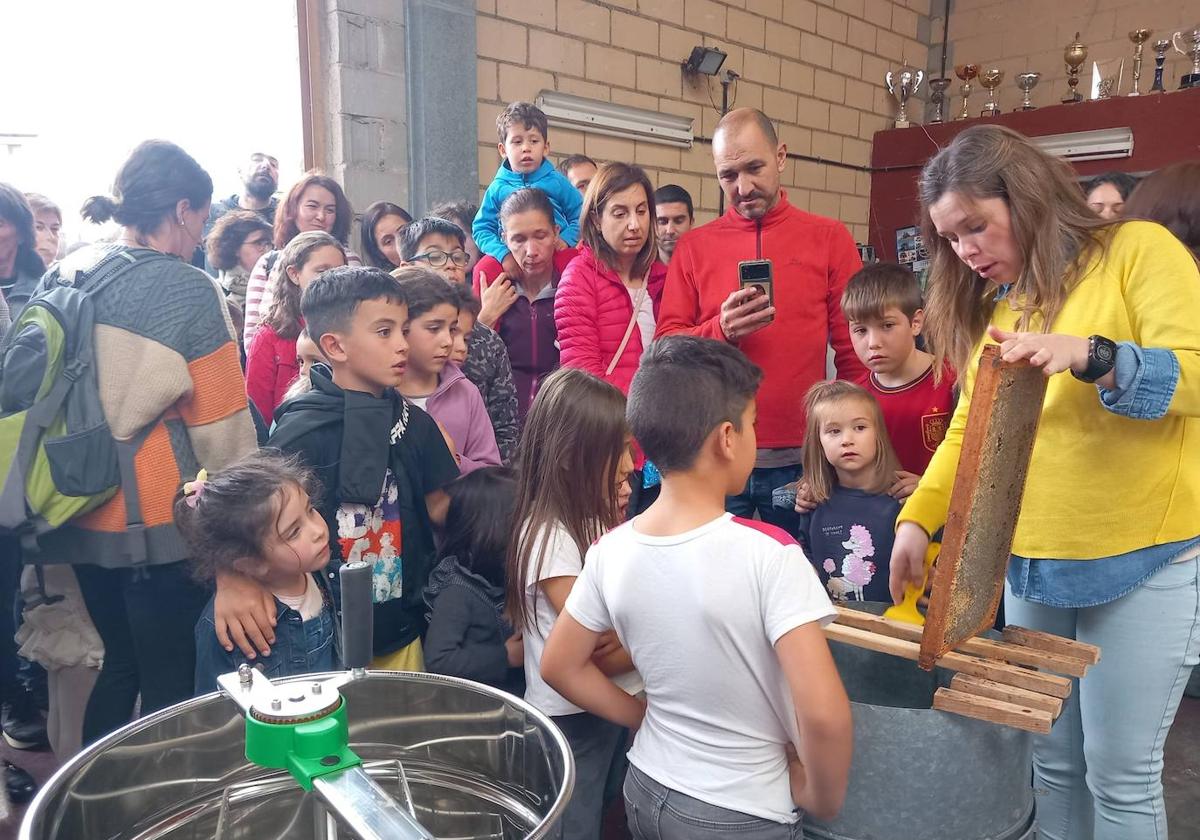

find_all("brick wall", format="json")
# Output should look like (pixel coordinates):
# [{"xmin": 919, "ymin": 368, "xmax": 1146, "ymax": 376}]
[
  {"xmin": 934, "ymin": 0, "xmax": 1197, "ymax": 112},
  {"xmin": 475, "ymin": 0, "xmax": 934, "ymax": 241}
]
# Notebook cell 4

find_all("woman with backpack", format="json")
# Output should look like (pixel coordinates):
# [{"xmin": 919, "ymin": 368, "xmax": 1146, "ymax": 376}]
[{"xmin": 29, "ymin": 141, "xmax": 257, "ymax": 746}]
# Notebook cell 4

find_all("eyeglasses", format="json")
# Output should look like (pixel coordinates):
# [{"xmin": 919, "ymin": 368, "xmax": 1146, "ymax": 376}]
[
  {"xmin": 243, "ymin": 237, "xmax": 272, "ymax": 250},
  {"xmin": 412, "ymin": 248, "xmax": 470, "ymax": 268}
]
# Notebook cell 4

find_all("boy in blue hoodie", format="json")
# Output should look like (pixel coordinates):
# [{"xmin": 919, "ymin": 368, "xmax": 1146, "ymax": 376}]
[{"xmin": 472, "ymin": 101, "xmax": 583, "ymax": 278}]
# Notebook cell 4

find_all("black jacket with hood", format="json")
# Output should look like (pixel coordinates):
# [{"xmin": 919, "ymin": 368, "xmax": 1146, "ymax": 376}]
[{"xmin": 268, "ymin": 364, "xmax": 459, "ymax": 654}]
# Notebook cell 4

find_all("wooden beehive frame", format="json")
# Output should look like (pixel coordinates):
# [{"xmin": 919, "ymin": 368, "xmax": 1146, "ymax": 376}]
[
  {"xmin": 828, "ymin": 607, "xmax": 1100, "ymax": 733},
  {"xmin": 918, "ymin": 346, "xmax": 1049, "ymax": 670}
]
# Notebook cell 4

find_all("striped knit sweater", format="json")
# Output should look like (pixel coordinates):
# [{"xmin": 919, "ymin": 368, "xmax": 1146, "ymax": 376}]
[{"xmin": 40, "ymin": 244, "xmax": 257, "ymax": 567}]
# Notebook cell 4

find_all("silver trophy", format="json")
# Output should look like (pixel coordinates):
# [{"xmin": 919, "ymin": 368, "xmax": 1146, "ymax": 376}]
[
  {"xmin": 928, "ymin": 77, "xmax": 951, "ymax": 123},
  {"xmin": 1173, "ymin": 24, "xmax": 1200, "ymax": 88},
  {"xmin": 1014, "ymin": 71, "xmax": 1041, "ymax": 110},
  {"xmin": 886, "ymin": 63, "xmax": 925, "ymax": 128}
]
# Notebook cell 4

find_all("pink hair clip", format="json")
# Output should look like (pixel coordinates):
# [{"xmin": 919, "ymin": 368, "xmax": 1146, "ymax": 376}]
[{"xmin": 183, "ymin": 469, "xmax": 209, "ymax": 508}]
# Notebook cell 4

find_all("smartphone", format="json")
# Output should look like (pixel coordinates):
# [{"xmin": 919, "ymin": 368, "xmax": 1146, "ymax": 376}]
[{"xmin": 738, "ymin": 259, "xmax": 774, "ymax": 306}]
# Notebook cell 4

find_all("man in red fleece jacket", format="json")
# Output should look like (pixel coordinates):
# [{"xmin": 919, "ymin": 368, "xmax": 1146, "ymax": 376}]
[{"xmin": 655, "ymin": 108, "xmax": 866, "ymax": 531}]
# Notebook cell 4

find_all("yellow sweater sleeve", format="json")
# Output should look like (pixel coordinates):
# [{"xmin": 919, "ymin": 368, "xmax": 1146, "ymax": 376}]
[{"xmin": 1115, "ymin": 221, "xmax": 1200, "ymax": 417}]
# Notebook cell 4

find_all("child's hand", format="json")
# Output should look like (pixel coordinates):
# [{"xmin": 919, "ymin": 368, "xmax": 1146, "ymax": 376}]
[
  {"xmin": 785, "ymin": 743, "xmax": 808, "ymax": 807},
  {"xmin": 505, "ymin": 631, "xmax": 524, "ymax": 668},
  {"xmin": 889, "ymin": 470, "xmax": 921, "ymax": 502},
  {"xmin": 479, "ymin": 271, "xmax": 518, "ymax": 328},
  {"xmin": 501, "ymin": 253, "xmax": 520, "ymax": 278},
  {"xmin": 214, "ymin": 570, "xmax": 277, "ymax": 658},
  {"xmin": 890, "ymin": 522, "xmax": 931, "ymax": 605},
  {"xmin": 793, "ymin": 480, "xmax": 817, "ymax": 513},
  {"xmin": 592, "ymin": 629, "xmax": 622, "ymax": 660}
]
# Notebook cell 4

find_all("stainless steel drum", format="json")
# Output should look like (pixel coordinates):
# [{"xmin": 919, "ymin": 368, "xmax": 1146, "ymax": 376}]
[
  {"xmin": 805, "ymin": 604, "xmax": 1036, "ymax": 840},
  {"xmin": 21, "ymin": 671, "xmax": 573, "ymax": 840}
]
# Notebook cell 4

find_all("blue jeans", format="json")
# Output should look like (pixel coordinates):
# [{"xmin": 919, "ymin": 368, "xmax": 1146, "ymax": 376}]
[
  {"xmin": 623, "ymin": 764, "xmax": 801, "ymax": 840},
  {"xmin": 726, "ymin": 464, "xmax": 801, "ymax": 534},
  {"xmin": 553, "ymin": 711, "xmax": 624, "ymax": 840},
  {"xmin": 1004, "ymin": 556, "xmax": 1200, "ymax": 840}
]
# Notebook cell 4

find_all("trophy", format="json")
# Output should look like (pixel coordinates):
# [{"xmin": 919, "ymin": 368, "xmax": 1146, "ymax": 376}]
[
  {"xmin": 1062, "ymin": 33, "xmax": 1088, "ymax": 103},
  {"xmin": 979, "ymin": 67, "xmax": 1004, "ymax": 116},
  {"xmin": 1150, "ymin": 39, "xmax": 1171, "ymax": 92},
  {"xmin": 1127, "ymin": 29, "xmax": 1152, "ymax": 95},
  {"xmin": 1173, "ymin": 24, "xmax": 1200, "ymax": 89},
  {"xmin": 1093, "ymin": 57, "xmax": 1124, "ymax": 99},
  {"xmin": 928, "ymin": 77, "xmax": 952, "ymax": 123},
  {"xmin": 954, "ymin": 63, "xmax": 979, "ymax": 119},
  {"xmin": 885, "ymin": 63, "xmax": 925, "ymax": 128},
  {"xmin": 1014, "ymin": 71, "xmax": 1041, "ymax": 110}
]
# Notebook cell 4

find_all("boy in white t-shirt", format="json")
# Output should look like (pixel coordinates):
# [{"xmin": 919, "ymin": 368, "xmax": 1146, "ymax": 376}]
[{"xmin": 542, "ymin": 336, "xmax": 853, "ymax": 835}]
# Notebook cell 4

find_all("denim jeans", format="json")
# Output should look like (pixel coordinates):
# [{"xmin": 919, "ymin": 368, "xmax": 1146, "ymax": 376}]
[
  {"xmin": 726, "ymin": 464, "xmax": 801, "ymax": 534},
  {"xmin": 553, "ymin": 711, "xmax": 624, "ymax": 840},
  {"xmin": 1004, "ymin": 556, "xmax": 1200, "ymax": 840},
  {"xmin": 623, "ymin": 764, "xmax": 801, "ymax": 840}
]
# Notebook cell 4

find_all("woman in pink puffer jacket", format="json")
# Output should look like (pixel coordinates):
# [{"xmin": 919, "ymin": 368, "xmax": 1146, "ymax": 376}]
[{"xmin": 555, "ymin": 162, "xmax": 668, "ymax": 396}]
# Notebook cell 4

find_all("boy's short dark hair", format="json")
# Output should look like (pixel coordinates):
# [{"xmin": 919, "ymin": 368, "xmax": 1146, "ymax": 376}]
[
  {"xmin": 301, "ymin": 266, "xmax": 407, "ymax": 347},
  {"xmin": 400, "ymin": 216, "xmax": 467, "ymax": 262},
  {"xmin": 557, "ymin": 153, "xmax": 595, "ymax": 176},
  {"xmin": 653, "ymin": 184, "xmax": 694, "ymax": 219},
  {"xmin": 497, "ymin": 101, "xmax": 549, "ymax": 144},
  {"xmin": 392, "ymin": 267, "xmax": 460, "ymax": 321},
  {"xmin": 841, "ymin": 262, "xmax": 924, "ymax": 323},
  {"xmin": 628, "ymin": 336, "xmax": 762, "ymax": 474},
  {"xmin": 450, "ymin": 282, "xmax": 482, "ymax": 319},
  {"xmin": 428, "ymin": 200, "xmax": 478, "ymax": 234}
]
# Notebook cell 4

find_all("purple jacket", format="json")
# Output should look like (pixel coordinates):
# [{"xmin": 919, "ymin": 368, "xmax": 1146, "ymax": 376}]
[{"xmin": 424, "ymin": 364, "xmax": 502, "ymax": 474}]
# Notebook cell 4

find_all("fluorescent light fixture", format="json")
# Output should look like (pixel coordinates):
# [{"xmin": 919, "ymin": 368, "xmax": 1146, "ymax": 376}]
[
  {"xmin": 1032, "ymin": 127, "xmax": 1133, "ymax": 162},
  {"xmin": 535, "ymin": 91, "xmax": 695, "ymax": 149},
  {"xmin": 683, "ymin": 46, "xmax": 727, "ymax": 76}
]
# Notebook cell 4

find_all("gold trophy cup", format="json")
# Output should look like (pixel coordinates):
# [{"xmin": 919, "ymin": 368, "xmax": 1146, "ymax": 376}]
[
  {"xmin": 1062, "ymin": 33, "xmax": 1088, "ymax": 103},
  {"xmin": 979, "ymin": 68, "xmax": 1004, "ymax": 116},
  {"xmin": 1128, "ymin": 29, "xmax": 1152, "ymax": 95},
  {"xmin": 954, "ymin": 63, "xmax": 979, "ymax": 119}
]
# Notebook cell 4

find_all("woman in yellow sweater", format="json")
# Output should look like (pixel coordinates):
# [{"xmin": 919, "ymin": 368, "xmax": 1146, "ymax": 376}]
[{"xmin": 891, "ymin": 125, "xmax": 1200, "ymax": 840}]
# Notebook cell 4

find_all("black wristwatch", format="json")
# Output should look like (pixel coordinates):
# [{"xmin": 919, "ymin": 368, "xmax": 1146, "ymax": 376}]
[{"xmin": 1072, "ymin": 335, "xmax": 1117, "ymax": 383}]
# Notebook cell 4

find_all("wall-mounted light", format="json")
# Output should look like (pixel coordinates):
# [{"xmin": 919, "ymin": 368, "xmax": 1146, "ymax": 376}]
[
  {"xmin": 535, "ymin": 90, "xmax": 695, "ymax": 148},
  {"xmin": 1032, "ymin": 127, "xmax": 1133, "ymax": 161},
  {"xmin": 683, "ymin": 46, "xmax": 727, "ymax": 76}
]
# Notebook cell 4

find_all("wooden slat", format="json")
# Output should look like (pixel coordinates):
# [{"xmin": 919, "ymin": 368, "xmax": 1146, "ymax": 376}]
[
  {"xmin": 1002, "ymin": 626, "xmax": 1101, "ymax": 665},
  {"xmin": 933, "ymin": 688, "xmax": 1053, "ymax": 734},
  {"xmin": 949, "ymin": 674, "xmax": 1063, "ymax": 718},
  {"xmin": 825, "ymin": 624, "xmax": 1072, "ymax": 698},
  {"xmin": 833, "ymin": 607, "xmax": 1090, "ymax": 677}
]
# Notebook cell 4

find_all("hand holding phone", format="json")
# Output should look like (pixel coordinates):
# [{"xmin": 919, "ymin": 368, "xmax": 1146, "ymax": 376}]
[
  {"xmin": 738, "ymin": 259, "xmax": 774, "ymax": 306},
  {"xmin": 720, "ymin": 258, "xmax": 776, "ymax": 341}
]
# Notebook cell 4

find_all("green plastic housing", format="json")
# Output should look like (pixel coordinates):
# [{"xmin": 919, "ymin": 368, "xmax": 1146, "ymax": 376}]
[{"xmin": 243, "ymin": 701, "xmax": 361, "ymax": 791}]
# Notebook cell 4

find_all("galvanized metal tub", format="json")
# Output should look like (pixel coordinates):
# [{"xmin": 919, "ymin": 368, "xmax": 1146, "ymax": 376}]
[
  {"xmin": 805, "ymin": 605, "xmax": 1036, "ymax": 840},
  {"xmin": 20, "ymin": 671, "xmax": 573, "ymax": 840}
]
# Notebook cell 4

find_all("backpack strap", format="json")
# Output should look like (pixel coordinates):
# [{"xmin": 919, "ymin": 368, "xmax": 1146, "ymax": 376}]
[{"xmin": 115, "ymin": 423, "xmax": 156, "ymax": 567}]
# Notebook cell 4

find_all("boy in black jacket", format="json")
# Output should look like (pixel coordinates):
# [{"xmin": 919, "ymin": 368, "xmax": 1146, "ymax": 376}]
[{"xmin": 214, "ymin": 267, "xmax": 459, "ymax": 668}]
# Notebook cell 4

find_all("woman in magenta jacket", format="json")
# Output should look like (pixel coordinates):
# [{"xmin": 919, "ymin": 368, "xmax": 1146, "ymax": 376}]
[{"xmin": 555, "ymin": 163, "xmax": 668, "ymax": 396}]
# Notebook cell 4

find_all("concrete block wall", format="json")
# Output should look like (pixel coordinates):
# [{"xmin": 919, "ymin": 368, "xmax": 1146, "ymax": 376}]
[
  {"xmin": 320, "ymin": 0, "xmax": 411, "ymax": 214},
  {"xmin": 476, "ymin": 0, "xmax": 934, "ymax": 239},
  {"xmin": 933, "ymin": 0, "xmax": 1197, "ymax": 113}
]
